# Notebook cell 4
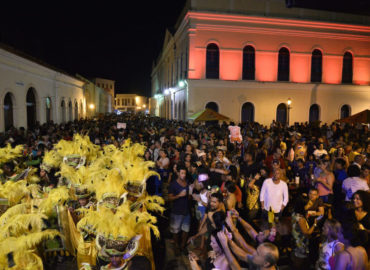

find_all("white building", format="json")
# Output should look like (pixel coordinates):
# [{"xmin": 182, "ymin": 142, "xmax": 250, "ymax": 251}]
[
  {"xmin": 0, "ymin": 44, "xmax": 86, "ymax": 131},
  {"xmin": 93, "ymin": 77, "xmax": 115, "ymax": 112},
  {"xmin": 115, "ymin": 94, "xmax": 148, "ymax": 112},
  {"xmin": 151, "ymin": 0, "xmax": 370, "ymax": 125}
]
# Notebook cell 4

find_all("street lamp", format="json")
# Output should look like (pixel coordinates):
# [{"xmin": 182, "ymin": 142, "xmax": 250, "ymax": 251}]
[
  {"xmin": 178, "ymin": 80, "xmax": 188, "ymax": 88},
  {"xmin": 287, "ymin": 98, "xmax": 292, "ymax": 126},
  {"xmin": 88, "ymin": 104, "xmax": 95, "ymax": 119}
]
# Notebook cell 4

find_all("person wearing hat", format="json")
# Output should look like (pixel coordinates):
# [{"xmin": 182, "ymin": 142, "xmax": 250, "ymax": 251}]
[{"xmin": 100, "ymin": 240, "xmax": 127, "ymax": 270}]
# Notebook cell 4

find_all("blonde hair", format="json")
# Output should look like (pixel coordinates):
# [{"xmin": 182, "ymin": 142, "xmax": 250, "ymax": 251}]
[{"xmin": 324, "ymin": 219, "xmax": 342, "ymax": 240}]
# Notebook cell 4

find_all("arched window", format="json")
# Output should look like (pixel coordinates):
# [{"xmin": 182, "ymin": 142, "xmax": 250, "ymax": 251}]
[
  {"xmin": 205, "ymin": 102, "xmax": 218, "ymax": 113},
  {"xmin": 206, "ymin": 43, "xmax": 219, "ymax": 79},
  {"xmin": 61, "ymin": 100, "xmax": 66, "ymax": 122},
  {"xmin": 276, "ymin": 103, "xmax": 287, "ymax": 124},
  {"xmin": 342, "ymin": 52, "xmax": 353, "ymax": 84},
  {"xmin": 68, "ymin": 101, "xmax": 72, "ymax": 121},
  {"xmin": 278, "ymin": 47, "xmax": 290, "ymax": 81},
  {"xmin": 241, "ymin": 102, "xmax": 254, "ymax": 123},
  {"xmin": 309, "ymin": 104, "xmax": 320, "ymax": 122},
  {"xmin": 242, "ymin": 46, "xmax": 255, "ymax": 80},
  {"xmin": 74, "ymin": 101, "xmax": 78, "ymax": 120},
  {"xmin": 46, "ymin": 97, "xmax": 52, "ymax": 122},
  {"xmin": 182, "ymin": 101, "xmax": 186, "ymax": 121},
  {"xmin": 311, "ymin": 49, "xmax": 322, "ymax": 83},
  {"xmin": 80, "ymin": 101, "xmax": 83, "ymax": 119},
  {"xmin": 4, "ymin": 93, "xmax": 14, "ymax": 130},
  {"xmin": 340, "ymin": 105, "xmax": 351, "ymax": 119},
  {"xmin": 178, "ymin": 103, "xmax": 181, "ymax": 121},
  {"xmin": 26, "ymin": 88, "xmax": 37, "ymax": 128}
]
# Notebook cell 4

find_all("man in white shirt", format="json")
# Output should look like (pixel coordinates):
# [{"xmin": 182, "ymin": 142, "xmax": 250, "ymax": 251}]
[
  {"xmin": 342, "ymin": 165, "xmax": 369, "ymax": 201},
  {"xmin": 260, "ymin": 169, "xmax": 289, "ymax": 220}
]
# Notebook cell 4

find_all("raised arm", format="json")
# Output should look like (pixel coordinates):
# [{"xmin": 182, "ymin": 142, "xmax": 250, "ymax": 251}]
[{"xmin": 217, "ymin": 231, "xmax": 241, "ymax": 270}]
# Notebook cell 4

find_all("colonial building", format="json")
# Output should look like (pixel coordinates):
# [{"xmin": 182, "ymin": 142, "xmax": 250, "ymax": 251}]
[
  {"xmin": 151, "ymin": 0, "xmax": 370, "ymax": 125},
  {"xmin": 77, "ymin": 75, "xmax": 112, "ymax": 118},
  {"xmin": 93, "ymin": 77, "xmax": 115, "ymax": 112},
  {"xmin": 0, "ymin": 44, "xmax": 85, "ymax": 131},
  {"xmin": 115, "ymin": 94, "xmax": 148, "ymax": 112}
]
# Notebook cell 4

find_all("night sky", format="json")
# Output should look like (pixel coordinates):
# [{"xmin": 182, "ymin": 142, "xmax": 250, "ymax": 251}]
[
  {"xmin": 0, "ymin": 1, "xmax": 187, "ymax": 97},
  {"xmin": 0, "ymin": 1, "xmax": 368, "ymax": 97}
]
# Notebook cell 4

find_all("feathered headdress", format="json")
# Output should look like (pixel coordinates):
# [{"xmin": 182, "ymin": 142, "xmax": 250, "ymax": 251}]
[
  {"xmin": 41, "ymin": 149, "xmax": 62, "ymax": 172},
  {"xmin": 119, "ymin": 160, "xmax": 159, "ymax": 198},
  {"xmin": 94, "ymin": 169, "xmax": 125, "ymax": 205},
  {"xmin": 38, "ymin": 186, "xmax": 70, "ymax": 216},
  {"xmin": 54, "ymin": 134, "xmax": 100, "ymax": 167},
  {"xmin": 0, "ymin": 144, "xmax": 24, "ymax": 164},
  {"xmin": 77, "ymin": 201, "xmax": 159, "ymax": 247},
  {"xmin": 0, "ymin": 180, "xmax": 30, "ymax": 206}
]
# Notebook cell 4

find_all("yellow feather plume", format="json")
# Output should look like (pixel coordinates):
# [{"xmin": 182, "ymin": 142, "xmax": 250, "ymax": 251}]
[
  {"xmin": 0, "ymin": 180, "xmax": 30, "ymax": 206},
  {"xmin": 38, "ymin": 186, "xmax": 70, "ymax": 215},
  {"xmin": 0, "ymin": 144, "xmax": 24, "ymax": 164},
  {"xmin": 0, "ymin": 203, "xmax": 30, "ymax": 226},
  {"xmin": 42, "ymin": 149, "xmax": 62, "ymax": 169},
  {"xmin": 0, "ymin": 229, "xmax": 59, "ymax": 255},
  {"xmin": 94, "ymin": 169, "xmax": 125, "ymax": 201},
  {"xmin": 0, "ymin": 213, "xmax": 48, "ymax": 240}
]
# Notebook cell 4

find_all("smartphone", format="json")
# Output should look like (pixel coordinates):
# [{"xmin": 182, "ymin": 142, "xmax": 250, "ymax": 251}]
[{"xmin": 198, "ymin": 174, "xmax": 209, "ymax": 182}]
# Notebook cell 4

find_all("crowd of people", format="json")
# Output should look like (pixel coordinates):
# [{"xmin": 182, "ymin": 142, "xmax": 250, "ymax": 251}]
[{"xmin": 0, "ymin": 113, "xmax": 369, "ymax": 270}]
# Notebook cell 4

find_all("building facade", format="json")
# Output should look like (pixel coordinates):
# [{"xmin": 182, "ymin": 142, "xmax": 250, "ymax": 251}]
[
  {"xmin": 115, "ymin": 94, "xmax": 148, "ymax": 112},
  {"xmin": 77, "ymin": 75, "xmax": 112, "ymax": 118},
  {"xmin": 93, "ymin": 77, "xmax": 115, "ymax": 112},
  {"xmin": 0, "ymin": 45, "xmax": 86, "ymax": 131},
  {"xmin": 151, "ymin": 0, "xmax": 370, "ymax": 125}
]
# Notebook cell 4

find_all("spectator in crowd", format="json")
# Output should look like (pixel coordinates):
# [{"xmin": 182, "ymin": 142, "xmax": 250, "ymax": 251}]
[
  {"xmin": 314, "ymin": 143, "xmax": 328, "ymax": 160},
  {"xmin": 291, "ymin": 198, "xmax": 319, "ymax": 270},
  {"xmin": 168, "ymin": 166, "xmax": 191, "ymax": 254},
  {"xmin": 260, "ymin": 168, "xmax": 289, "ymax": 221},
  {"xmin": 316, "ymin": 219, "xmax": 344, "ymax": 270},
  {"xmin": 1, "ymin": 113, "xmax": 369, "ymax": 269},
  {"xmin": 352, "ymin": 190, "xmax": 370, "ymax": 231},
  {"xmin": 334, "ymin": 220, "xmax": 368, "ymax": 270},
  {"xmin": 314, "ymin": 159, "xmax": 335, "ymax": 204},
  {"xmin": 342, "ymin": 165, "xmax": 369, "ymax": 202}
]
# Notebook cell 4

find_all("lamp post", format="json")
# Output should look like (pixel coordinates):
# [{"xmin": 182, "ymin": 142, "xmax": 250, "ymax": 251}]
[
  {"xmin": 89, "ymin": 104, "xmax": 95, "ymax": 118},
  {"xmin": 287, "ymin": 98, "xmax": 292, "ymax": 126}
]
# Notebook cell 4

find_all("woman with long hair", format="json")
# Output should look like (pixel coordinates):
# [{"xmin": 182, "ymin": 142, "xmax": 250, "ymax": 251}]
[
  {"xmin": 316, "ymin": 219, "xmax": 344, "ymax": 270},
  {"xmin": 334, "ymin": 220, "xmax": 368, "ymax": 270},
  {"xmin": 352, "ymin": 190, "xmax": 370, "ymax": 231},
  {"xmin": 291, "ymin": 198, "xmax": 319, "ymax": 270}
]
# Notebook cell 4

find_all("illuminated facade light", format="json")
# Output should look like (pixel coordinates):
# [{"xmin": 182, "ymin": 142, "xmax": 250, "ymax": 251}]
[
  {"xmin": 164, "ymin": 89, "xmax": 170, "ymax": 95},
  {"xmin": 89, "ymin": 104, "xmax": 95, "ymax": 109},
  {"xmin": 178, "ymin": 81, "xmax": 185, "ymax": 88}
]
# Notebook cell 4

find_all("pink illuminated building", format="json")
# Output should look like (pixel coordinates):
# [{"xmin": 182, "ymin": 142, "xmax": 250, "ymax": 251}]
[{"xmin": 151, "ymin": 0, "xmax": 370, "ymax": 125}]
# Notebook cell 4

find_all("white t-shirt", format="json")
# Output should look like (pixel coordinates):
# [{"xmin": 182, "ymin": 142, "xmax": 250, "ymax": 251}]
[
  {"xmin": 313, "ymin": 149, "xmax": 328, "ymax": 159},
  {"xmin": 342, "ymin": 177, "xmax": 369, "ymax": 201},
  {"xmin": 158, "ymin": 157, "xmax": 169, "ymax": 169},
  {"xmin": 198, "ymin": 190, "xmax": 208, "ymax": 207},
  {"xmin": 260, "ymin": 178, "xmax": 289, "ymax": 213}
]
